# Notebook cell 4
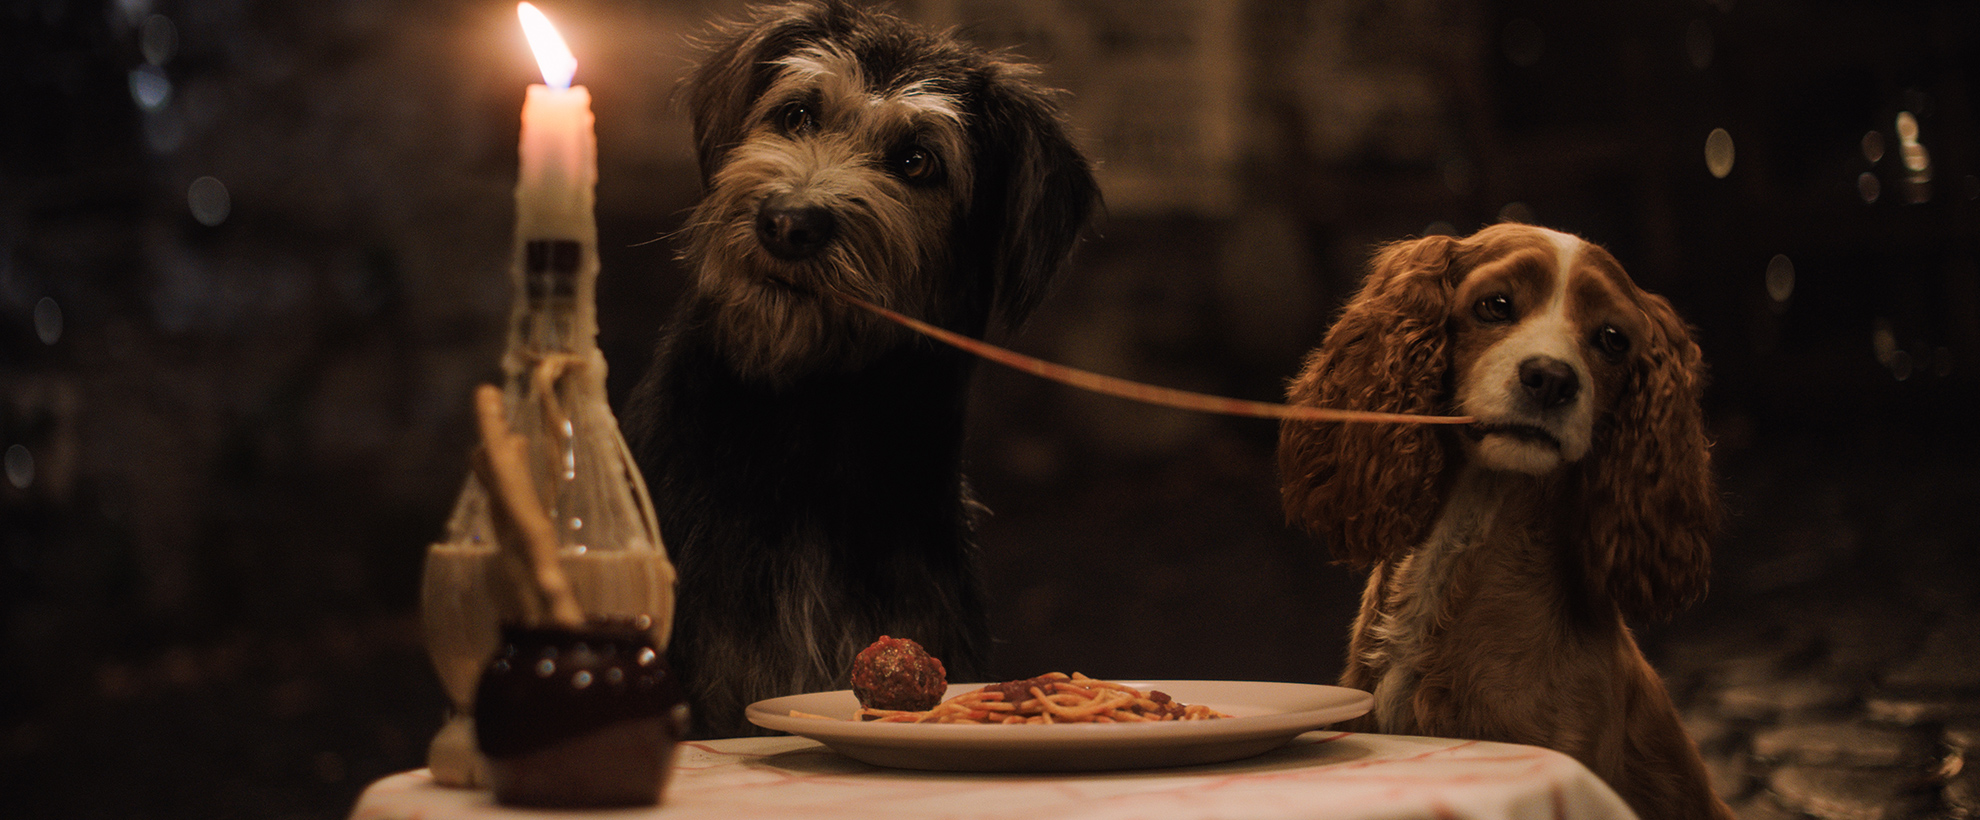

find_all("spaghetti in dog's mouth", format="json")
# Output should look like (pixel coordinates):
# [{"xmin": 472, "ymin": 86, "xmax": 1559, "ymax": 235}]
[
  {"xmin": 1466, "ymin": 421, "xmax": 1563, "ymax": 449},
  {"xmin": 760, "ymin": 274, "xmax": 806, "ymax": 295},
  {"xmin": 823, "ymin": 291, "xmax": 1473, "ymax": 426}
]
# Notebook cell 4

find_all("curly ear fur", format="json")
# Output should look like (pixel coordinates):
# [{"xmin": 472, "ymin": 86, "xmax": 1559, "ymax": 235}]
[
  {"xmin": 1579, "ymin": 292, "xmax": 1719, "ymax": 622},
  {"xmin": 964, "ymin": 64, "xmax": 1099, "ymax": 329},
  {"xmin": 1279, "ymin": 236, "xmax": 1459, "ymax": 567},
  {"xmin": 681, "ymin": 1, "xmax": 856, "ymax": 183}
]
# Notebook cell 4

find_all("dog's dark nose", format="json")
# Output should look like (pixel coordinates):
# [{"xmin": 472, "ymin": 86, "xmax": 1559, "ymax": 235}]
[
  {"xmin": 755, "ymin": 197, "xmax": 837, "ymax": 261},
  {"xmin": 1518, "ymin": 356, "xmax": 1580, "ymax": 409}
]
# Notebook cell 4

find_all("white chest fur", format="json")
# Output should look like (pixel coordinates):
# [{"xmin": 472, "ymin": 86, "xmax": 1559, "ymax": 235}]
[{"xmin": 1366, "ymin": 472, "xmax": 1503, "ymax": 733}]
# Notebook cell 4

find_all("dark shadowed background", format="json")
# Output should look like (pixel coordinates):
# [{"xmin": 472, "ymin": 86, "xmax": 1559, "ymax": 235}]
[{"xmin": 3, "ymin": 0, "xmax": 1976, "ymax": 817}]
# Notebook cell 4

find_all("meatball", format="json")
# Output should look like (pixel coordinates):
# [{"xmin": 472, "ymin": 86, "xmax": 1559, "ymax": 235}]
[{"xmin": 850, "ymin": 636, "xmax": 948, "ymax": 711}]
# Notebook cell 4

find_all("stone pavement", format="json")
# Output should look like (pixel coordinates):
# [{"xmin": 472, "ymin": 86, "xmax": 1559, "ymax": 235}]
[
  {"xmin": 1667, "ymin": 605, "xmax": 1980, "ymax": 818},
  {"xmin": 1646, "ymin": 422, "xmax": 1980, "ymax": 820}
]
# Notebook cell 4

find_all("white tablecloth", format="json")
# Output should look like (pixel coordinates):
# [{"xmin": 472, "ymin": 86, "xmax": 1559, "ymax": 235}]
[{"xmin": 351, "ymin": 731, "xmax": 1637, "ymax": 820}]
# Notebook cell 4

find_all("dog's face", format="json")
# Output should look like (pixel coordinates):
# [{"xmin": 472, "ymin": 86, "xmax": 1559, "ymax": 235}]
[
  {"xmin": 1279, "ymin": 223, "xmax": 1718, "ymax": 619},
  {"xmin": 1446, "ymin": 225, "xmax": 1651, "ymax": 475},
  {"xmin": 678, "ymin": 0, "xmax": 1096, "ymax": 382}
]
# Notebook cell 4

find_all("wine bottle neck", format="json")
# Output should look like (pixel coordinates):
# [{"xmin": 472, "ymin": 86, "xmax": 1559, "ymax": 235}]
[{"xmin": 511, "ymin": 238, "xmax": 596, "ymax": 355}]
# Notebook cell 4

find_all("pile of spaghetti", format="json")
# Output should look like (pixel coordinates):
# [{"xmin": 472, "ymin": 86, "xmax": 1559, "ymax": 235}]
[{"xmin": 835, "ymin": 673, "xmax": 1231, "ymax": 724}]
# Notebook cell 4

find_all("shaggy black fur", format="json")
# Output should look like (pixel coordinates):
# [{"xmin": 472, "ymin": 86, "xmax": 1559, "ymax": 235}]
[{"xmin": 622, "ymin": 0, "xmax": 1096, "ymax": 739}]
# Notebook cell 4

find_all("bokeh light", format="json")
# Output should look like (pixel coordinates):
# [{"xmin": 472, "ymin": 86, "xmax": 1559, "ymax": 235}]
[
  {"xmin": 1897, "ymin": 113, "xmax": 1928, "ymax": 170},
  {"xmin": 114, "ymin": 0, "xmax": 151, "ymax": 26},
  {"xmin": 1902, "ymin": 144, "xmax": 1931, "ymax": 174},
  {"xmin": 1887, "ymin": 350, "xmax": 1914, "ymax": 381},
  {"xmin": 141, "ymin": 14, "xmax": 177, "ymax": 66},
  {"xmin": 188, "ymin": 177, "xmax": 231, "ymax": 226},
  {"xmin": 1423, "ymin": 221, "xmax": 1457, "ymax": 237},
  {"xmin": 1872, "ymin": 317, "xmax": 1896, "ymax": 361},
  {"xmin": 1890, "ymin": 112, "xmax": 1933, "ymax": 204},
  {"xmin": 1858, "ymin": 172, "xmax": 1880, "ymax": 204},
  {"xmin": 1704, "ymin": 128, "xmax": 1735, "ymax": 178},
  {"xmin": 1498, "ymin": 201, "xmax": 1535, "ymax": 224},
  {"xmin": 128, "ymin": 65, "xmax": 171, "ymax": 112},
  {"xmin": 1861, "ymin": 131, "xmax": 1885, "ymax": 164},
  {"xmin": 34, "ymin": 296, "xmax": 63, "ymax": 345},
  {"xmin": 1764, "ymin": 254, "xmax": 1794, "ymax": 305},
  {"xmin": 1895, "ymin": 111, "xmax": 1919, "ymax": 143},
  {"xmin": 4, "ymin": 444, "xmax": 32, "ymax": 490},
  {"xmin": 1685, "ymin": 20, "xmax": 1714, "ymax": 70},
  {"xmin": 1871, "ymin": 318, "xmax": 1912, "ymax": 381}
]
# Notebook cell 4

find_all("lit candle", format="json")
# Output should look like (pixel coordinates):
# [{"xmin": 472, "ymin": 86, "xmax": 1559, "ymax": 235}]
[
  {"xmin": 515, "ymin": 2, "xmax": 596, "ymax": 254},
  {"xmin": 513, "ymin": 1, "xmax": 599, "ymax": 350}
]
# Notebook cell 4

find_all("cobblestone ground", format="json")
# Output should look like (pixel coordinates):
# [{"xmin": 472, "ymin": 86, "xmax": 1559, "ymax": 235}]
[{"xmin": 1648, "ymin": 422, "xmax": 1979, "ymax": 820}]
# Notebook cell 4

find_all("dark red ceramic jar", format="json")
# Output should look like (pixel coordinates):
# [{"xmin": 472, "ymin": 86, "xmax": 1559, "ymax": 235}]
[{"xmin": 473, "ymin": 617, "xmax": 687, "ymax": 808}]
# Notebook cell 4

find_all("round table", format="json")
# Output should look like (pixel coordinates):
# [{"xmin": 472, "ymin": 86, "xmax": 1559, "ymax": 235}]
[{"xmin": 349, "ymin": 731, "xmax": 1640, "ymax": 820}]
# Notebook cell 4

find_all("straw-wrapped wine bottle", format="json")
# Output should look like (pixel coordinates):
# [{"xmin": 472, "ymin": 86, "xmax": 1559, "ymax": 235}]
[{"xmin": 418, "ymin": 88, "xmax": 675, "ymax": 784}]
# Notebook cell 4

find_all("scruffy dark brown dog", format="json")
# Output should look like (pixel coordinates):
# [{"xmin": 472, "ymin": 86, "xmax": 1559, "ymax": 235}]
[{"xmin": 621, "ymin": 0, "xmax": 1097, "ymax": 739}]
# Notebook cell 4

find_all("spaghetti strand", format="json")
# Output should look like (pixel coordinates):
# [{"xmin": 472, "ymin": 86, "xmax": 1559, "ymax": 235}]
[{"xmin": 839, "ymin": 294, "xmax": 1472, "ymax": 426}]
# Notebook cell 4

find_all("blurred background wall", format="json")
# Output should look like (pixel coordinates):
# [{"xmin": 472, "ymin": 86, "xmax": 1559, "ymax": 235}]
[{"xmin": 2, "ymin": 0, "xmax": 1975, "ymax": 817}]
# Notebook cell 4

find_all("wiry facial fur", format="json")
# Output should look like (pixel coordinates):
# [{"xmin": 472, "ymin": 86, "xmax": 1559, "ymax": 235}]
[
  {"xmin": 681, "ymin": 42, "xmax": 975, "ymax": 380},
  {"xmin": 1277, "ymin": 223, "xmax": 1730, "ymax": 820},
  {"xmin": 623, "ymin": 0, "xmax": 1096, "ymax": 739}
]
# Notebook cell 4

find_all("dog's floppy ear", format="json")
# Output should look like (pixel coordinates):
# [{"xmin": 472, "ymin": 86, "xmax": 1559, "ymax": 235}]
[
  {"xmin": 966, "ymin": 63, "xmax": 1099, "ymax": 329},
  {"xmin": 1579, "ymin": 292, "xmax": 1718, "ymax": 622},
  {"xmin": 681, "ymin": 1, "xmax": 842, "ymax": 183},
  {"xmin": 1278, "ymin": 236, "xmax": 1458, "ymax": 568}
]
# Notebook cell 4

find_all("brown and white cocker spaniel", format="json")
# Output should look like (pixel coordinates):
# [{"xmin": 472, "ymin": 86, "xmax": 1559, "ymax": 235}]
[{"xmin": 1278, "ymin": 223, "xmax": 1731, "ymax": 819}]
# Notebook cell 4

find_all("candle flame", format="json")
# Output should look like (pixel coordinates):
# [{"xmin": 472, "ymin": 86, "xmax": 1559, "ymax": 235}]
[{"xmin": 518, "ymin": 2, "xmax": 577, "ymax": 90}]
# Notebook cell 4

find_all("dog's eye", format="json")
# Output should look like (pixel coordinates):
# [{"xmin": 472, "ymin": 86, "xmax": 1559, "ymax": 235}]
[
  {"xmin": 777, "ymin": 102, "xmax": 816, "ymax": 135},
  {"xmin": 1473, "ymin": 294, "xmax": 1515, "ymax": 323},
  {"xmin": 887, "ymin": 144, "xmax": 942, "ymax": 185},
  {"xmin": 1594, "ymin": 325, "xmax": 1631, "ymax": 359}
]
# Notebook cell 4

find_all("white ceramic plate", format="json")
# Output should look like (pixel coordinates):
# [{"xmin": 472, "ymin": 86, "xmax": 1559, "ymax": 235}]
[{"xmin": 744, "ymin": 680, "xmax": 1372, "ymax": 772}]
